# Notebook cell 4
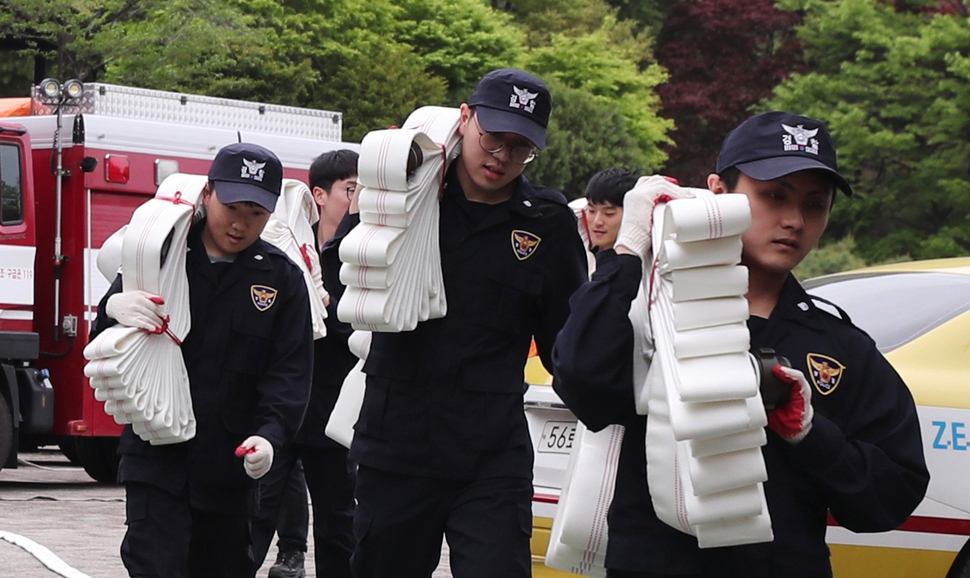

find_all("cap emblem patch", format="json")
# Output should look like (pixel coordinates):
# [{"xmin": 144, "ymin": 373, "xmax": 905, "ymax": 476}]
[
  {"xmin": 251, "ymin": 285, "xmax": 278, "ymax": 311},
  {"xmin": 242, "ymin": 158, "xmax": 266, "ymax": 182},
  {"xmin": 510, "ymin": 86, "xmax": 538, "ymax": 113},
  {"xmin": 782, "ymin": 124, "xmax": 820, "ymax": 155},
  {"xmin": 806, "ymin": 353, "xmax": 845, "ymax": 395},
  {"xmin": 511, "ymin": 230, "xmax": 542, "ymax": 260}
]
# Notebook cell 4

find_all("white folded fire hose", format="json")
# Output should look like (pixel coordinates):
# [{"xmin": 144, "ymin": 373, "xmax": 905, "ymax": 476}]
[
  {"xmin": 0, "ymin": 531, "xmax": 93, "ymax": 578},
  {"xmin": 324, "ymin": 330, "xmax": 372, "ymax": 448},
  {"xmin": 261, "ymin": 179, "xmax": 329, "ymax": 339},
  {"xmin": 336, "ymin": 106, "xmax": 462, "ymax": 332},
  {"xmin": 546, "ymin": 190, "xmax": 770, "ymax": 576},
  {"xmin": 83, "ymin": 174, "xmax": 206, "ymax": 445},
  {"xmin": 544, "ymin": 422, "xmax": 623, "ymax": 578},
  {"xmin": 644, "ymin": 191, "xmax": 773, "ymax": 548}
]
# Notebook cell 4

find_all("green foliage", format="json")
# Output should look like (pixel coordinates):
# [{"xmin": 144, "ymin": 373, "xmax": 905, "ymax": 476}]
[
  {"xmin": 525, "ymin": 79, "xmax": 651, "ymax": 199},
  {"xmin": 770, "ymin": 0, "xmax": 970, "ymax": 261},
  {"xmin": 324, "ymin": 39, "xmax": 448, "ymax": 141},
  {"xmin": 0, "ymin": 0, "xmax": 670, "ymax": 179},
  {"xmin": 102, "ymin": 0, "xmax": 315, "ymax": 104},
  {"xmin": 0, "ymin": 53, "xmax": 33, "ymax": 97},
  {"xmin": 394, "ymin": 0, "xmax": 522, "ymax": 101},
  {"xmin": 521, "ymin": 18, "xmax": 672, "ymax": 171},
  {"xmin": 793, "ymin": 236, "xmax": 869, "ymax": 280}
]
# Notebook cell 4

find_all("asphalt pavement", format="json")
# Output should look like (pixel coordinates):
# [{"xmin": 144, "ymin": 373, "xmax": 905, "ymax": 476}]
[{"xmin": 0, "ymin": 448, "xmax": 453, "ymax": 578}]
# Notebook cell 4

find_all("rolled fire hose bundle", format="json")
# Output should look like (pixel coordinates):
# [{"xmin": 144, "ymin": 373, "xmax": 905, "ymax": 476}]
[
  {"xmin": 261, "ymin": 178, "xmax": 329, "ymax": 339},
  {"xmin": 336, "ymin": 106, "xmax": 462, "ymax": 332},
  {"xmin": 324, "ymin": 330, "xmax": 373, "ymax": 448},
  {"xmin": 644, "ymin": 191, "xmax": 774, "ymax": 548},
  {"xmin": 83, "ymin": 174, "xmax": 206, "ymax": 445}
]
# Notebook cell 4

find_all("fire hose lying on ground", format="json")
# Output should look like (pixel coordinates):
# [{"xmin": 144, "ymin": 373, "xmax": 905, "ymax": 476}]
[{"xmin": 546, "ymin": 189, "xmax": 774, "ymax": 577}]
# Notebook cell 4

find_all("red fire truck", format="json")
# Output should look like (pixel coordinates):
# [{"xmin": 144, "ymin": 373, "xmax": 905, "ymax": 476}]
[{"xmin": 0, "ymin": 81, "xmax": 353, "ymax": 482}]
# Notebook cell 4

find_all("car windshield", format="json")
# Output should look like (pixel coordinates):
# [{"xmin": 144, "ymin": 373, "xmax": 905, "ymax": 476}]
[{"xmin": 804, "ymin": 272, "xmax": 970, "ymax": 353}]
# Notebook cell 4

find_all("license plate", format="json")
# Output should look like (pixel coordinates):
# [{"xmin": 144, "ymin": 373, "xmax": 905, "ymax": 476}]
[{"xmin": 538, "ymin": 420, "xmax": 576, "ymax": 454}]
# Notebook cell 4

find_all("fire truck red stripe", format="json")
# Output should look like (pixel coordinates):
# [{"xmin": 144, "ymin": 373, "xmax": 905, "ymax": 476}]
[
  {"xmin": 533, "ymin": 500, "xmax": 970, "ymax": 536},
  {"xmin": 827, "ymin": 513, "xmax": 970, "ymax": 536}
]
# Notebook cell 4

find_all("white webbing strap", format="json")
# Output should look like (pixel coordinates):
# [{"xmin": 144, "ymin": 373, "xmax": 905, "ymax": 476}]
[
  {"xmin": 643, "ymin": 192, "xmax": 774, "ymax": 548},
  {"xmin": 324, "ymin": 330, "xmax": 373, "ymax": 448},
  {"xmin": 544, "ymin": 423, "xmax": 623, "ymax": 578},
  {"xmin": 83, "ymin": 174, "xmax": 206, "ymax": 445},
  {"xmin": 261, "ymin": 178, "xmax": 329, "ymax": 339},
  {"xmin": 336, "ymin": 107, "xmax": 462, "ymax": 332}
]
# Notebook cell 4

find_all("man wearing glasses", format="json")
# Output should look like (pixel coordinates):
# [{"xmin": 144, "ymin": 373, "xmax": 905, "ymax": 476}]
[{"xmin": 323, "ymin": 68, "xmax": 587, "ymax": 578}]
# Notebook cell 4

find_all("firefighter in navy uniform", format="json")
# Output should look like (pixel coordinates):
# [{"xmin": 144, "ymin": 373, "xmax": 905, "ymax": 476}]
[
  {"xmin": 252, "ymin": 150, "xmax": 362, "ymax": 578},
  {"xmin": 91, "ymin": 143, "xmax": 314, "ymax": 578},
  {"xmin": 552, "ymin": 112, "xmax": 929, "ymax": 578},
  {"xmin": 322, "ymin": 69, "xmax": 587, "ymax": 578}
]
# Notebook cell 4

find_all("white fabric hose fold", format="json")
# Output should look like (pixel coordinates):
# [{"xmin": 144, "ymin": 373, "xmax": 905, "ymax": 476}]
[
  {"xmin": 261, "ymin": 179, "xmax": 328, "ymax": 340},
  {"xmin": 544, "ymin": 423, "xmax": 623, "ymax": 578},
  {"xmin": 324, "ymin": 330, "xmax": 373, "ymax": 448},
  {"xmin": 643, "ymin": 191, "xmax": 774, "ymax": 548},
  {"xmin": 83, "ymin": 173, "xmax": 206, "ymax": 445},
  {"xmin": 336, "ymin": 106, "xmax": 462, "ymax": 332}
]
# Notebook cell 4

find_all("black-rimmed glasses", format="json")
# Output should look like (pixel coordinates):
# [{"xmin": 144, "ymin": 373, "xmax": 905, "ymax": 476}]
[{"xmin": 477, "ymin": 130, "xmax": 538, "ymax": 165}]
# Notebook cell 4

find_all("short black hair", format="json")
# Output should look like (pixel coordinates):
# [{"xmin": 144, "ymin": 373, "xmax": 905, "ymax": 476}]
[
  {"xmin": 718, "ymin": 165, "xmax": 837, "ymax": 207},
  {"xmin": 585, "ymin": 167, "xmax": 639, "ymax": 207},
  {"xmin": 309, "ymin": 149, "xmax": 359, "ymax": 192},
  {"xmin": 718, "ymin": 166, "xmax": 742, "ymax": 191}
]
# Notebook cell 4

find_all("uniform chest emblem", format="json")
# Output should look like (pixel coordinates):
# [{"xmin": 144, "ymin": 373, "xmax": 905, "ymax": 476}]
[
  {"xmin": 511, "ymin": 230, "xmax": 542, "ymax": 261},
  {"xmin": 251, "ymin": 285, "xmax": 278, "ymax": 311},
  {"xmin": 806, "ymin": 353, "xmax": 845, "ymax": 395}
]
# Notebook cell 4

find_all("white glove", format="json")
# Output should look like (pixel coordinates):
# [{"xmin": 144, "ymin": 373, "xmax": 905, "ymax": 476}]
[
  {"xmin": 614, "ymin": 175, "xmax": 694, "ymax": 259},
  {"xmin": 767, "ymin": 365, "xmax": 814, "ymax": 444},
  {"xmin": 236, "ymin": 435, "xmax": 274, "ymax": 479},
  {"xmin": 105, "ymin": 290, "xmax": 166, "ymax": 332},
  {"xmin": 567, "ymin": 197, "xmax": 591, "ymax": 250}
]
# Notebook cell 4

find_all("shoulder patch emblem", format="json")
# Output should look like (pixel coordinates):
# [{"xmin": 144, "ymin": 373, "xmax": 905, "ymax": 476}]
[
  {"xmin": 511, "ymin": 230, "xmax": 542, "ymax": 261},
  {"xmin": 806, "ymin": 353, "xmax": 845, "ymax": 395},
  {"xmin": 251, "ymin": 285, "xmax": 278, "ymax": 311}
]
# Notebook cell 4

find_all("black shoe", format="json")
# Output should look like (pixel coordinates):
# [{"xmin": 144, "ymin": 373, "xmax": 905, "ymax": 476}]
[{"xmin": 268, "ymin": 550, "xmax": 306, "ymax": 578}]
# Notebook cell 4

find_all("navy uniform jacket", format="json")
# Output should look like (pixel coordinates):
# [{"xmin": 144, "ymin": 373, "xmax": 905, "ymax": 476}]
[
  {"xmin": 553, "ymin": 250, "xmax": 929, "ymax": 577},
  {"xmin": 92, "ymin": 221, "xmax": 314, "ymax": 512},
  {"xmin": 322, "ymin": 165, "xmax": 588, "ymax": 481}
]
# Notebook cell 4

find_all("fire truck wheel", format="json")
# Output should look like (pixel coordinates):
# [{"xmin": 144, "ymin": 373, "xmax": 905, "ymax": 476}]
[
  {"xmin": 59, "ymin": 440, "xmax": 82, "ymax": 466},
  {"xmin": 73, "ymin": 436, "xmax": 121, "ymax": 484},
  {"xmin": 0, "ymin": 393, "xmax": 12, "ymax": 471}
]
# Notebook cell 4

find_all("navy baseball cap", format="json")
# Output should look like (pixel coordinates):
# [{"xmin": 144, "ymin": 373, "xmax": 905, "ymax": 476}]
[
  {"xmin": 208, "ymin": 143, "xmax": 284, "ymax": 211},
  {"xmin": 469, "ymin": 68, "xmax": 552, "ymax": 149},
  {"xmin": 716, "ymin": 111, "xmax": 852, "ymax": 196}
]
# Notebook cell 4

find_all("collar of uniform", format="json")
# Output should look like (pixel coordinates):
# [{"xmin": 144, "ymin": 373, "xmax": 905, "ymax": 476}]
[
  {"xmin": 508, "ymin": 174, "xmax": 543, "ymax": 218},
  {"xmin": 443, "ymin": 160, "xmax": 542, "ymax": 219},
  {"xmin": 188, "ymin": 219, "xmax": 274, "ymax": 271},
  {"xmin": 770, "ymin": 274, "xmax": 827, "ymax": 331}
]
